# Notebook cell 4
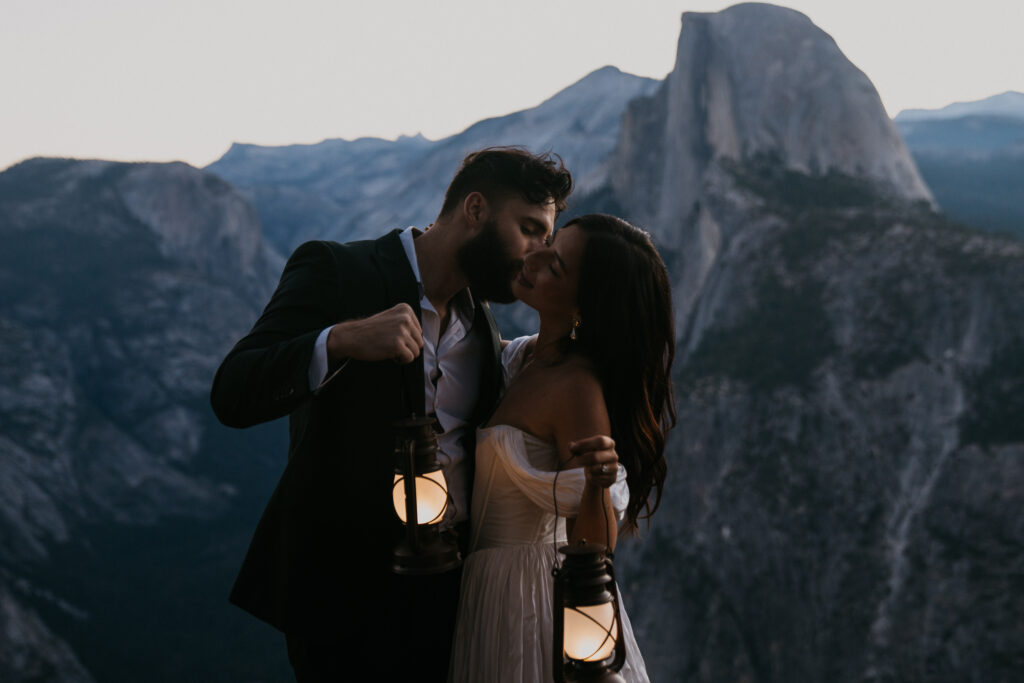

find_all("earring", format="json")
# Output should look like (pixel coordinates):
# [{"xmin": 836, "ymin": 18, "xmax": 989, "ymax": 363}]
[{"xmin": 570, "ymin": 318, "xmax": 580, "ymax": 341}]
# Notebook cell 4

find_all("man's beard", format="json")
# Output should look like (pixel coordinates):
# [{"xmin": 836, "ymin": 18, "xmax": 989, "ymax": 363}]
[{"xmin": 456, "ymin": 219, "xmax": 521, "ymax": 303}]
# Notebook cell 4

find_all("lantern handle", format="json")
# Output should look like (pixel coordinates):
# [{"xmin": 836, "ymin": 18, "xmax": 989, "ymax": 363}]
[{"xmin": 606, "ymin": 557, "xmax": 628, "ymax": 672}]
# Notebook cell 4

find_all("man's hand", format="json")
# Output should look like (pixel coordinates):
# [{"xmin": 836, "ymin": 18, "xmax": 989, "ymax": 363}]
[
  {"xmin": 326, "ymin": 303, "xmax": 423, "ymax": 364},
  {"xmin": 569, "ymin": 435, "xmax": 618, "ymax": 488}
]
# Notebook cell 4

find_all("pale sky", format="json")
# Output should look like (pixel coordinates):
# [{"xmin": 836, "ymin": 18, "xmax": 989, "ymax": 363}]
[{"xmin": 2, "ymin": 0, "xmax": 1022, "ymax": 171}]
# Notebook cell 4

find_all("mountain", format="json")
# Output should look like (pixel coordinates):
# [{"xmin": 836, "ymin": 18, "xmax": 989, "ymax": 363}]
[
  {"xmin": 897, "ymin": 90, "xmax": 1024, "ymax": 122},
  {"xmin": 574, "ymin": 4, "xmax": 1023, "ymax": 681},
  {"xmin": 599, "ymin": 2, "xmax": 932, "ymax": 327},
  {"xmin": 895, "ymin": 92, "xmax": 1024, "ymax": 239},
  {"xmin": 0, "ymin": 159, "xmax": 291, "ymax": 682},
  {"xmin": 207, "ymin": 66, "xmax": 659, "ymax": 256},
  {"xmin": 2, "ymin": 3, "xmax": 1023, "ymax": 683},
  {"xmin": 897, "ymin": 115, "xmax": 1024, "ymax": 157}
]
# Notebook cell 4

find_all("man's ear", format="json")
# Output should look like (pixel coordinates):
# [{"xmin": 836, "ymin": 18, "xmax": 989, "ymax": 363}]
[{"xmin": 462, "ymin": 191, "xmax": 488, "ymax": 229}]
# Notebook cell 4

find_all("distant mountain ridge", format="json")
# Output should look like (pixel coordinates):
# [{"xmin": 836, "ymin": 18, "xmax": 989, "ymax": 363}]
[
  {"xmin": 896, "ymin": 90, "xmax": 1024, "ymax": 122},
  {"xmin": 208, "ymin": 66, "xmax": 659, "ymax": 255},
  {"xmin": 894, "ymin": 91, "xmax": 1024, "ymax": 239}
]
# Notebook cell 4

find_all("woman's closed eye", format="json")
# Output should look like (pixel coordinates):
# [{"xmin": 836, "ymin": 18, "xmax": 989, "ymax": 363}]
[{"xmin": 539, "ymin": 249, "xmax": 561, "ymax": 276}]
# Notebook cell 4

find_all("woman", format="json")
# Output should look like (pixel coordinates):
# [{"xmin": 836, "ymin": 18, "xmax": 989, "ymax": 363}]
[{"xmin": 449, "ymin": 214, "xmax": 676, "ymax": 682}]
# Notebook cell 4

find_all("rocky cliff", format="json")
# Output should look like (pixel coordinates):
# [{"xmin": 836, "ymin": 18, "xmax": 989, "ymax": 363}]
[
  {"xmin": 895, "ymin": 92, "xmax": 1024, "ymax": 239},
  {"xmin": 586, "ymin": 5, "xmax": 1023, "ymax": 682},
  {"xmin": 611, "ymin": 169, "xmax": 1024, "ymax": 682},
  {"xmin": 2, "ymin": 3, "xmax": 1022, "ymax": 682},
  {"xmin": 602, "ymin": 3, "xmax": 933, "ymax": 331},
  {"xmin": 0, "ymin": 159, "xmax": 288, "ymax": 682}
]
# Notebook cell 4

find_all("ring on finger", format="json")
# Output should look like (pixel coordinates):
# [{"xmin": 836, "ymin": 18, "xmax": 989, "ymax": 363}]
[{"xmin": 600, "ymin": 464, "xmax": 608, "ymax": 474}]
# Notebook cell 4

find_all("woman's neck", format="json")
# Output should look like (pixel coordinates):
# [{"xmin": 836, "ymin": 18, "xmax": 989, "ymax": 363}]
[{"xmin": 532, "ymin": 316, "xmax": 574, "ymax": 366}]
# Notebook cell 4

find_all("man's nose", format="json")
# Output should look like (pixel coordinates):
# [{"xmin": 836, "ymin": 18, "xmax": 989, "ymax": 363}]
[
  {"xmin": 525, "ymin": 232, "xmax": 550, "ymax": 254},
  {"xmin": 524, "ymin": 247, "xmax": 554, "ymax": 270}
]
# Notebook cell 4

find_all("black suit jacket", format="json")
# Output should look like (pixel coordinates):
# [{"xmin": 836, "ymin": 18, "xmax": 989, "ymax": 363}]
[{"xmin": 211, "ymin": 230, "xmax": 503, "ymax": 636}]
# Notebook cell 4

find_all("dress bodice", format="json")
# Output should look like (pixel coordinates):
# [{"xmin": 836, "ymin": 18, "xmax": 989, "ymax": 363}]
[
  {"xmin": 471, "ymin": 425, "xmax": 569, "ymax": 551},
  {"xmin": 468, "ymin": 336, "xmax": 630, "ymax": 553},
  {"xmin": 469, "ymin": 424, "xmax": 629, "ymax": 552}
]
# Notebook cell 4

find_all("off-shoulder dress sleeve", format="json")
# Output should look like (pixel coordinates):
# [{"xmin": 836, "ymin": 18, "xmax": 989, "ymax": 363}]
[{"xmin": 488, "ymin": 426, "xmax": 630, "ymax": 521}]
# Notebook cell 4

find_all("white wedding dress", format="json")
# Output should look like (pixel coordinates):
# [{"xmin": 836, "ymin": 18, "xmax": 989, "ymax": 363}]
[{"xmin": 449, "ymin": 336, "xmax": 649, "ymax": 682}]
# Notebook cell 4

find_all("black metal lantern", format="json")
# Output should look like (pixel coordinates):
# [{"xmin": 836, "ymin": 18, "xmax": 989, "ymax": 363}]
[
  {"xmin": 391, "ymin": 415, "xmax": 461, "ymax": 575},
  {"xmin": 553, "ymin": 541, "xmax": 626, "ymax": 682}
]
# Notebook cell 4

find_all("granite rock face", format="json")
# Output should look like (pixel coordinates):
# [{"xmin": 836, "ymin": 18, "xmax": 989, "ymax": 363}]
[
  {"xmin": 611, "ymin": 3, "xmax": 931, "ymax": 234},
  {"xmin": 605, "ymin": 3, "xmax": 932, "ymax": 327},
  {"xmin": 590, "ymin": 6, "xmax": 1023, "ymax": 682},
  {"xmin": 612, "ymin": 175, "xmax": 1024, "ymax": 682},
  {"xmin": 0, "ymin": 578, "xmax": 94, "ymax": 683},
  {"xmin": 2, "ymin": 4, "xmax": 1022, "ymax": 682},
  {"xmin": 0, "ymin": 159, "xmax": 284, "ymax": 681}
]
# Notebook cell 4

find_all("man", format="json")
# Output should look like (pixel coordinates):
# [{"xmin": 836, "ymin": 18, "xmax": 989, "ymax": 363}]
[{"xmin": 212, "ymin": 147, "xmax": 613, "ymax": 681}]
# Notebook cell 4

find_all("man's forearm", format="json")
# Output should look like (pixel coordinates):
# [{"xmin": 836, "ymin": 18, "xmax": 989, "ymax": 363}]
[{"xmin": 211, "ymin": 328, "xmax": 321, "ymax": 428}]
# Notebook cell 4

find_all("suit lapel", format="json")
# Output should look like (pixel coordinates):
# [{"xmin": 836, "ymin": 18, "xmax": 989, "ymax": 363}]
[
  {"xmin": 371, "ymin": 229, "xmax": 425, "ymax": 417},
  {"xmin": 473, "ymin": 300, "xmax": 504, "ymax": 425}
]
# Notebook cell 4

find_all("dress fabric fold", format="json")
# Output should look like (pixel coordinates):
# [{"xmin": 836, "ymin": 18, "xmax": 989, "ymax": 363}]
[{"xmin": 449, "ymin": 332, "xmax": 649, "ymax": 683}]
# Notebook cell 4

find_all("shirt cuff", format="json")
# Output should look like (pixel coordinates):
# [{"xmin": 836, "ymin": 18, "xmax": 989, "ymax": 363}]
[{"xmin": 308, "ymin": 326, "xmax": 332, "ymax": 391}]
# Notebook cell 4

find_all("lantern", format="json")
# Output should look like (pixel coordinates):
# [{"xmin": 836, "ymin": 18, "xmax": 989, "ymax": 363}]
[
  {"xmin": 553, "ymin": 542, "xmax": 626, "ymax": 682},
  {"xmin": 391, "ymin": 415, "xmax": 461, "ymax": 575}
]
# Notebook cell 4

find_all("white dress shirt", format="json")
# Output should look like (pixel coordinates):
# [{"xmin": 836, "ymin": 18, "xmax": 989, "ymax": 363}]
[{"xmin": 308, "ymin": 227, "xmax": 483, "ymax": 524}]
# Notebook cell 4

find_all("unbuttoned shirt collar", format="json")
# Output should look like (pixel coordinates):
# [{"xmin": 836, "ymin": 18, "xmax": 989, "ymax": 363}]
[
  {"xmin": 399, "ymin": 226, "xmax": 475, "ymax": 325},
  {"xmin": 399, "ymin": 226, "xmax": 480, "ymax": 526}
]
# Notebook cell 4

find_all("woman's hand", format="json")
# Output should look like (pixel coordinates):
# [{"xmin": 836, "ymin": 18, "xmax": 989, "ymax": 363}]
[{"xmin": 570, "ymin": 435, "xmax": 618, "ymax": 488}]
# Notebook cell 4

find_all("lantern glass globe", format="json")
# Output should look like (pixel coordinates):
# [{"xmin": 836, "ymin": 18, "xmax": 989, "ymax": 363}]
[
  {"xmin": 563, "ymin": 602, "xmax": 618, "ymax": 662},
  {"xmin": 392, "ymin": 470, "xmax": 448, "ymax": 524}
]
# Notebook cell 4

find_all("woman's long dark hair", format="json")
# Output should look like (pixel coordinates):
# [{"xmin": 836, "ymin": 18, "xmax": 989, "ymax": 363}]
[{"xmin": 567, "ymin": 214, "xmax": 676, "ymax": 532}]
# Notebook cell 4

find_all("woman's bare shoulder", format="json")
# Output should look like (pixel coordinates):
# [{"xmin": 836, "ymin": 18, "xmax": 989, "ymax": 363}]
[
  {"xmin": 558, "ymin": 354, "xmax": 600, "ymax": 387},
  {"xmin": 544, "ymin": 358, "xmax": 609, "ymax": 463},
  {"xmin": 547, "ymin": 358, "xmax": 606, "ymax": 418}
]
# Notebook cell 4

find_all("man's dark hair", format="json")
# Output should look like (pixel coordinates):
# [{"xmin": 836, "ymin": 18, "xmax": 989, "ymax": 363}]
[{"xmin": 439, "ymin": 147, "xmax": 573, "ymax": 217}]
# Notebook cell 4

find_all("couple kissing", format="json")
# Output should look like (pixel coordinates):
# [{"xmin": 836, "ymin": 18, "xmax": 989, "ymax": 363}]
[{"xmin": 211, "ymin": 146, "xmax": 675, "ymax": 682}]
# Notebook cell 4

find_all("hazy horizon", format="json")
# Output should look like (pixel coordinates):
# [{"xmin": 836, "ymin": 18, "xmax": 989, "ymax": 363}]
[{"xmin": 2, "ymin": 0, "xmax": 1022, "ymax": 171}]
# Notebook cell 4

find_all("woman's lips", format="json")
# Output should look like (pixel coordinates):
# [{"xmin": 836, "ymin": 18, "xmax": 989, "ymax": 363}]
[{"xmin": 517, "ymin": 271, "xmax": 534, "ymax": 289}]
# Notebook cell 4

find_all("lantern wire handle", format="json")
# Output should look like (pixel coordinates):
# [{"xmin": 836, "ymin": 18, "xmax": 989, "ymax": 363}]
[
  {"xmin": 573, "ymin": 608, "xmax": 617, "ymax": 660},
  {"xmin": 430, "ymin": 415, "xmax": 460, "ymax": 525},
  {"xmin": 445, "ymin": 485, "xmax": 458, "ymax": 524}
]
